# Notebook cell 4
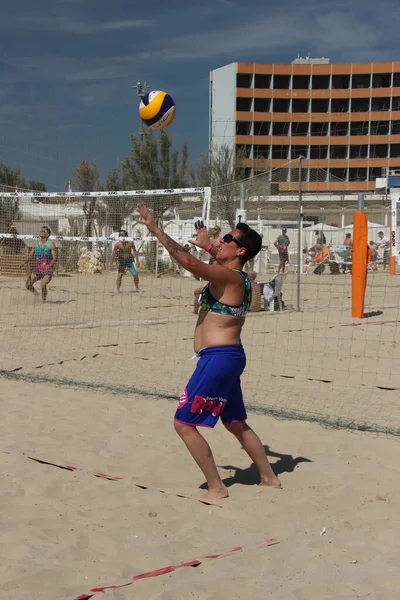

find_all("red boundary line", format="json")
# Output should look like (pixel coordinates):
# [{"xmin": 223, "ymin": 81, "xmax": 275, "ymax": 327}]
[
  {"xmin": 72, "ymin": 539, "xmax": 279, "ymax": 599},
  {"xmin": 25, "ymin": 455, "xmax": 222, "ymax": 506}
]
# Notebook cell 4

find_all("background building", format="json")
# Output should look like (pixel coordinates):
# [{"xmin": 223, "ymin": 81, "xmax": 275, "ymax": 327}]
[{"xmin": 209, "ymin": 58, "xmax": 400, "ymax": 192}]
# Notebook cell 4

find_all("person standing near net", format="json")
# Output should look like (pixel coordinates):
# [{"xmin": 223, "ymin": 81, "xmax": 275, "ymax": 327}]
[
  {"xmin": 110, "ymin": 230, "xmax": 139, "ymax": 292},
  {"xmin": 274, "ymin": 228, "xmax": 290, "ymax": 273},
  {"xmin": 136, "ymin": 203, "xmax": 281, "ymax": 499},
  {"xmin": 23, "ymin": 226, "xmax": 57, "ymax": 303},
  {"xmin": 376, "ymin": 231, "xmax": 390, "ymax": 270}
]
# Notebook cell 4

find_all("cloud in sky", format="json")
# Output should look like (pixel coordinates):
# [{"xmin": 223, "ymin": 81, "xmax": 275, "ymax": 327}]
[{"xmin": 17, "ymin": 16, "xmax": 154, "ymax": 34}]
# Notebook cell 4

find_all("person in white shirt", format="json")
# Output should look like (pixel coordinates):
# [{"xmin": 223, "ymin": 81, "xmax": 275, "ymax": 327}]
[{"xmin": 377, "ymin": 231, "xmax": 390, "ymax": 269}]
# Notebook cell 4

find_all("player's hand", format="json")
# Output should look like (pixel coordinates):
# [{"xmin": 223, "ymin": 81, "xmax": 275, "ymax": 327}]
[
  {"xmin": 189, "ymin": 220, "xmax": 211, "ymax": 250},
  {"xmin": 110, "ymin": 264, "xmax": 115, "ymax": 271},
  {"xmin": 136, "ymin": 203, "xmax": 157, "ymax": 233}
]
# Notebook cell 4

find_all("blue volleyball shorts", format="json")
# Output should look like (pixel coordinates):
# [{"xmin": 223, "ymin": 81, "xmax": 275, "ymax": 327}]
[{"xmin": 174, "ymin": 345, "xmax": 247, "ymax": 428}]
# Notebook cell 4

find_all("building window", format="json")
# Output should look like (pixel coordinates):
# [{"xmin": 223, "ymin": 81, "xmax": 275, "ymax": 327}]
[
  {"xmin": 271, "ymin": 168, "xmax": 289, "ymax": 182},
  {"xmin": 309, "ymin": 145, "xmax": 329, "ymax": 159},
  {"xmin": 236, "ymin": 97, "xmax": 252, "ymax": 111},
  {"xmin": 272, "ymin": 98, "xmax": 290, "ymax": 112},
  {"xmin": 351, "ymin": 98, "xmax": 370, "ymax": 113},
  {"xmin": 236, "ymin": 73, "xmax": 253, "ymax": 88},
  {"xmin": 292, "ymin": 75, "xmax": 310, "ymax": 89},
  {"xmin": 289, "ymin": 168, "xmax": 307, "ymax": 182},
  {"xmin": 273, "ymin": 74, "xmax": 290, "ymax": 89},
  {"xmin": 352, "ymin": 74, "xmax": 371, "ymax": 89},
  {"xmin": 254, "ymin": 145, "xmax": 271, "ymax": 158},
  {"xmin": 391, "ymin": 121, "xmax": 400, "ymax": 134},
  {"xmin": 312, "ymin": 75, "xmax": 330, "ymax": 89},
  {"xmin": 372, "ymin": 73, "xmax": 391, "ymax": 88},
  {"xmin": 330, "ymin": 168, "xmax": 348, "ymax": 180},
  {"xmin": 311, "ymin": 122, "xmax": 329, "ymax": 136},
  {"xmin": 349, "ymin": 145, "xmax": 368, "ymax": 158},
  {"xmin": 292, "ymin": 99, "xmax": 309, "ymax": 112},
  {"xmin": 350, "ymin": 122, "xmax": 368, "ymax": 136},
  {"xmin": 390, "ymin": 144, "xmax": 400, "ymax": 157},
  {"xmin": 253, "ymin": 121, "xmax": 271, "ymax": 135},
  {"xmin": 330, "ymin": 146, "xmax": 347, "ymax": 159},
  {"xmin": 331, "ymin": 122, "xmax": 349, "ymax": 136},
  {"xmin": 371, "ymin": 97, "xmax": 390, "ymax": 111},
  {"xmin": 393, "ymin": 73, "xmax": 400, "ymax": 87},
  {"xmin": 369, "ymin": 167, "xmax": 383, "ymax": 180},
  {"xmin": 292, "ymin": 122, "xmax": 309, "ymax": 136},
  {"xmin": 348, "ymin": 168, "xmax": 368, "ymax": 181},
  {"xmin": 309, "ymin": 168, "xmax": 328, "ymax": 181},
  {"xmin": 254, "ymin": 98, "xmax": 271, "ymax": 112},
  {"xmin": 236, "ymin": 121, "xmax": 252, "ymax": 135},
  {"xmin": 370, "ymin": 121, "xmax": 389, "ymax": 135},
  {"xmin": 272, "ymin": 122, "xmax": 290, "ymax": 135},
  {"xmin": 392, "ymin": 97, "xmax": 400, "ymax": 111},
  {"xmin": 236, "ymin": 144, "xmax": 252, "ymax": 158},
  {"xmin": 331, "ymin": 75, "xmax": 350, "ymax": 89},
  {"xmin": 331, "ymin": 98, "xmax": 350, "ymax": 113},
  {"xmin": 291, "ymin": 145, "xmax": 308, "ymax": 158},
  {"xmin": 271, "ymin": 146, "xmax": 289, "ymax": 159},
  {"xmin": 369, "ymin": 144, "xmax": 388, "ymax": 158},
  {"xmin": 254, "ymin": 74, "xmax": 271, "ymax": 88},
  {"xmin": 312, "ymin": 98, "xmax": 329, "ymax": 112}
]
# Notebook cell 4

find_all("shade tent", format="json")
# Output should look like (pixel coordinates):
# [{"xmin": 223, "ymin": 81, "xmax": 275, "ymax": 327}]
[
  {"xmin": 304, "ymin": 223, "xmax": 341, "ymax": 249},
  {"xmin": 305, "ymin": 223, "xmax": 339, "ymax": 231},
  {"xmin": 343, "ymin": 221, "xmax": 384, "ymax": 229}
]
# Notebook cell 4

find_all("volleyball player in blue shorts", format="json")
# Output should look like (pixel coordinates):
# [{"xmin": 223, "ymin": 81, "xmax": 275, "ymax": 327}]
[{"xmin": 137, "ymin": 204, "xmax": 281, "ymax": 499}]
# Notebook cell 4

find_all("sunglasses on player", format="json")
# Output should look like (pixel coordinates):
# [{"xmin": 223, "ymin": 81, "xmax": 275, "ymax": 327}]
[{"xmin": 222, "ymin": 233, "xmax": 244, "ymax": 247}]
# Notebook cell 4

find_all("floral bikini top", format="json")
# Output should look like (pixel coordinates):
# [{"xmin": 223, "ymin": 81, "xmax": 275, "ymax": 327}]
[{"xmin": 199, "ymin": 270, "xmax": 252, "ymax": 317}]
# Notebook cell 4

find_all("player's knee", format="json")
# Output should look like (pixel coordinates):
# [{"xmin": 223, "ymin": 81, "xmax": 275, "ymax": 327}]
[
  {"xmin": 174, "ymin": 419, "xmax": 193, "ymax": 438},
  {"xmin": 223, "ymin": 421, "xmax": 249, "ymax": 435}
]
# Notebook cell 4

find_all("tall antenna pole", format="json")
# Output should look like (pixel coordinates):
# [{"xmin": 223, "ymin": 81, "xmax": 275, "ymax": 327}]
[{"xmin": 133, "ymin": 81, "xmax": 151, "ymax": 141}]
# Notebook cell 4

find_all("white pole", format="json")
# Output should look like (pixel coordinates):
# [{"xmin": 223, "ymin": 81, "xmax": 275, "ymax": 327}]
[
  {"xmin": 390, "ymin": 192, "xmax": 398, "ymax": 264},
  {"xmin": 204, "ymin": 187, "xmax": 211, "ymax": 227}
]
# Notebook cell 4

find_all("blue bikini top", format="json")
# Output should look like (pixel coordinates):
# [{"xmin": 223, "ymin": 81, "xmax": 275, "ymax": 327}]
[{"xmin": 199, "ymin": 270, "xmax": 251, "ymax": 317}]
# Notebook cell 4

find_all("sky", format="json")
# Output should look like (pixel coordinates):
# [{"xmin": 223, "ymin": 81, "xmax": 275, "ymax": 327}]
[{"xmin": 1, "ymin": 0, "xmax": 399, "ymax": 190}]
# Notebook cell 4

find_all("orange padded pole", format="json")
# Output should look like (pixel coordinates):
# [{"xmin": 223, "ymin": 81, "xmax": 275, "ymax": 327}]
[{"xmin": 352, "ymin": 211, "xmax": 368, "ymax": 319}]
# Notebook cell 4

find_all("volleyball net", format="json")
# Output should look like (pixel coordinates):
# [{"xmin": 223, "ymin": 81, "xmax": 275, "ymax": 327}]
[{"xmin": 0, "ymin": 164, "xmax": 399, "ymax": 436}]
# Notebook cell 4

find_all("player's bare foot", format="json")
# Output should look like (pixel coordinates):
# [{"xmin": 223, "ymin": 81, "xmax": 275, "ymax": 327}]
[
  {"xmin": 259, "ymin": 475, "xmax": 282, "ymax": 489},
  {"xmin": 204, "ymin": 485, "xmax": 229, "ymax": 499}
]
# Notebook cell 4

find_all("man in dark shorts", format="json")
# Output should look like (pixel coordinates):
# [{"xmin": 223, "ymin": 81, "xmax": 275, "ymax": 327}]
[
  {"xmin": 110, "ymin": 230, "xmax": 139, "ymax": 292},
  {"xmin": 274, "ymin": 228, "xmax": 290, "ymax": 273},
  {"xmin": 22, "ymin": 226, "xmax": 57, "ymax": 303},
  {"xmin": 136, "ymin": 203, "xmax": 281, "ymax": 499}
]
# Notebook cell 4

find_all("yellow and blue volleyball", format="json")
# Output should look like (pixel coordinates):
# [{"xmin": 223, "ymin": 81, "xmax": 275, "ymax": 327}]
[{"xmin": 139, "ymin": 90, "xmax": 176, "ymax": 130}]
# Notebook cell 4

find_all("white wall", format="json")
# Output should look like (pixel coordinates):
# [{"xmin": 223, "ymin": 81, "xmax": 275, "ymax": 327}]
[{"xmin": 209, "ymin": 63, "xmax": 237, "ymax": 155}]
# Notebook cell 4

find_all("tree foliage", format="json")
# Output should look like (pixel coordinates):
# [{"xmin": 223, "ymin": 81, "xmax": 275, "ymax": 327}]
[
  {"xmin": 103, "ymin": 167, "xmax": 135, "ymax": 230},
  {"xmin": 72, "ymin": 160, "xmax": 101, "ymax": 238},
  {"xmin": 209, "ymin": 144, "xmax": 246, "ymax": 228},
  {"xmin": 120, "ymin": 130, "xmax": 190, "ymax": 222}
]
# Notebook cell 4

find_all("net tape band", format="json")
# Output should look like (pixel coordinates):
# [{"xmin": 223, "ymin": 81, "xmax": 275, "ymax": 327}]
[
  {"xmin": 0, "ymin": 234, "xmax": 149, "ymax": 243},
  {"xmin": 0, "ymin": 186, "xmax": 207, "ymax": 199}
]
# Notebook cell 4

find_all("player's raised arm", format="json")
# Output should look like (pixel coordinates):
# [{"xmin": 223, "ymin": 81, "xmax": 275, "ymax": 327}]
[{"xmin": 136, "ymin": 204, "xmax": 240, "ymax": 285}]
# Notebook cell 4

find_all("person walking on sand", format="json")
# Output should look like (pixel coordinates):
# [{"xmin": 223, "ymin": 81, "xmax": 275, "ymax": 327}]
[
  {"xmin": 23, "ymin": 226, "xmax": 57, "ymax": 303},
  {"xmin": 136, "ymin": 203, "xmax": 281, "ymax": 499},
  {"xmin": 111, "ymin": 230, "xmax": 140, "ymax": 292}
]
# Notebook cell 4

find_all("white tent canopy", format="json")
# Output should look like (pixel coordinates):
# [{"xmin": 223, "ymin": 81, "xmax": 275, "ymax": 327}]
[{"xmin": 305, "ymin": 223, "xmax": 339, "ymax": 231}]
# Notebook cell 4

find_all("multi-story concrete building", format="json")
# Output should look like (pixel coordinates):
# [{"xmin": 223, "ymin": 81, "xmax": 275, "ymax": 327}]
[{"xmin": 209, "ymin": 58, "xmax": 400, "ymax": 192}]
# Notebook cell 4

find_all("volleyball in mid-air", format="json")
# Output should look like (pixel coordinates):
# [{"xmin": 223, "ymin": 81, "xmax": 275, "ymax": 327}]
[{"xmin": 139, "ymin": 90, "xmax": 176, "ymax": 130}]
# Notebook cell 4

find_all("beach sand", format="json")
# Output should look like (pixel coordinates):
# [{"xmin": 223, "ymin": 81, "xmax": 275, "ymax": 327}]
[
  {"xmin": 1, "ymin": 379, "xmax": 400, "ymax": 599},
  {"xmin": 0, "ymin": 269, "xmax": 400, "ymax": 598}
]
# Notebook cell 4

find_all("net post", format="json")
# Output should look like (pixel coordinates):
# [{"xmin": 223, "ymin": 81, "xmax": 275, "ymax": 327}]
[
  {"xmin": 296, "ymin": 156, "xmax": 304, "ymax": 312},
  {"xmin": 351, "ymin": 194, "xmax": 368, "ymax": 319}
]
